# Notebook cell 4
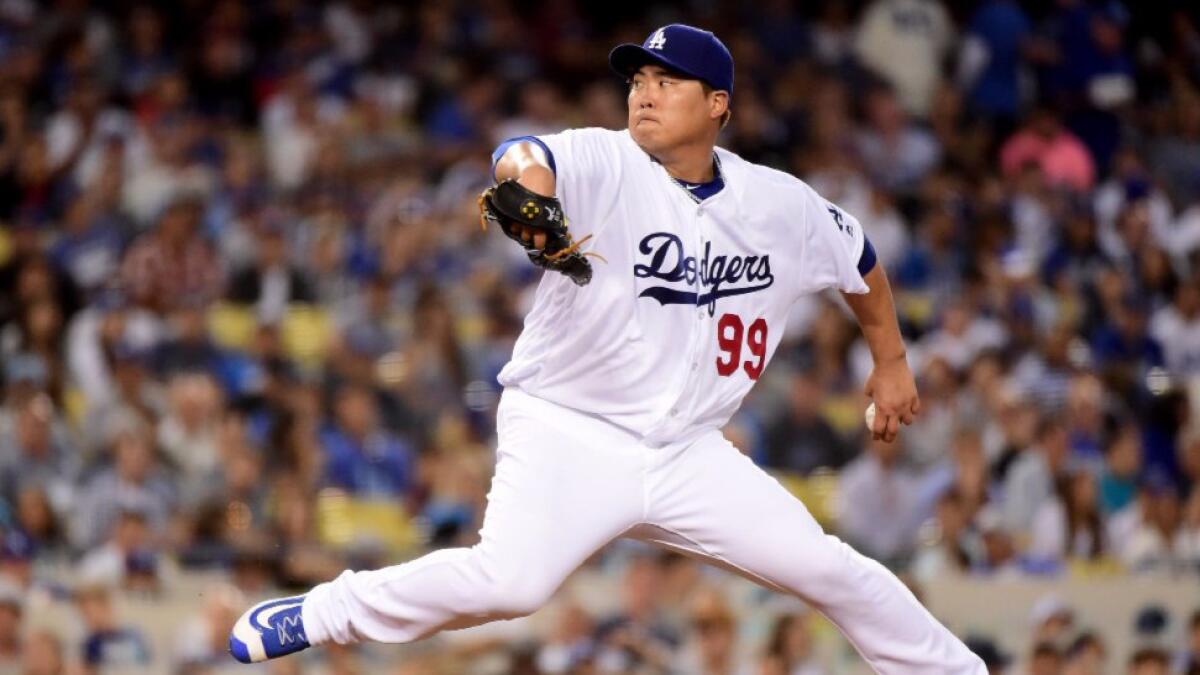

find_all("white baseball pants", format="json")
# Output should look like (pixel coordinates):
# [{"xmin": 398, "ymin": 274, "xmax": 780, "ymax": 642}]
[{"xmin": 301, "ymin": 388, "xmax": 984, "ymax": 674}]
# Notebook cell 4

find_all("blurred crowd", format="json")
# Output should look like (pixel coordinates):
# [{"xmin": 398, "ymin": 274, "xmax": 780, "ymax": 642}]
[{"xmin": 0, "ymin": 0, "xmax": 1199, "ymax": 672}]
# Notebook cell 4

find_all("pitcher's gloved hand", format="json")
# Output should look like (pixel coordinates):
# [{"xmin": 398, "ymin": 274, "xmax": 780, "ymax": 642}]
[{"xmin": 478, "ymin": 179, "xmax": 596, "ymax": 286}]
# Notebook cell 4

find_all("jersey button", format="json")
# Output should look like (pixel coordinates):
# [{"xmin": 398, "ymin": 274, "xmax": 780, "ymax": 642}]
[{"xmin": 669, "ymin": 408, "xmax": 679, "ymax": 416}]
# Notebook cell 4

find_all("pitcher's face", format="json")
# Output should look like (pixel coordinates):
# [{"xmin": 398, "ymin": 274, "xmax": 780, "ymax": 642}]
[{"xmin": 627, "ymin": 65, "xmax": 726, "ymax": 155}]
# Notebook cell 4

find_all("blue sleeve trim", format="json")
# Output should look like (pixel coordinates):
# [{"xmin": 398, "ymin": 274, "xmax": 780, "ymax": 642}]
[
  {"xmin": 490, "ymin": 135, "xmax": 556, "ymax": 182},
  {"xmin": 857, "ymin": 237, "xmax": 878, "ymax": 276}
]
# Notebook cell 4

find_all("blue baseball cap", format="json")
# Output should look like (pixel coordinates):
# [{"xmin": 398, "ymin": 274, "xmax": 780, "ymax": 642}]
[{"xmin": 609, "ymin": 24, "xmax": 734, "ymax": 97}]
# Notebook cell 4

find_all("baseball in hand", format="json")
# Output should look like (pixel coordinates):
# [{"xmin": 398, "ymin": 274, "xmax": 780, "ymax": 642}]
[{"xmin": 865, "ymin": 402, "xmax": 876, "ymax": 430}]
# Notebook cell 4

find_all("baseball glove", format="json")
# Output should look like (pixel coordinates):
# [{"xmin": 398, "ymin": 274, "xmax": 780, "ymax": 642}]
[{"xmin": 478, "ymin": 179, "xmax": 596, "ymax": 286}]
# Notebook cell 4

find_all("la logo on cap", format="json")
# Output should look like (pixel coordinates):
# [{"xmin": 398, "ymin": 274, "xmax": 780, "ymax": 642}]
[{"xmin": 646, "ymin": 27, "xmax": 667, "ymax": 50}]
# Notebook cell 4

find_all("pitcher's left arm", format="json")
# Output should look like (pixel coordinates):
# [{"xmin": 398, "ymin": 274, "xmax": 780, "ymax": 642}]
[{"xmin": 842, "ymin": 263, "xmax": 919, "ymax": 444}]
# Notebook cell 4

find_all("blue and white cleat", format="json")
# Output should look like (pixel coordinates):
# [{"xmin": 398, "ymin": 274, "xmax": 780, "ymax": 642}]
[{"xmin": 229, "ymin": 595, "xmax": 311, "ymax": 663}]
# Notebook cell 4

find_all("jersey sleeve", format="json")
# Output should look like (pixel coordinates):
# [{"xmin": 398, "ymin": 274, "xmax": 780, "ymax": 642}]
[
  {"xmin": 490, "ymin": 128, "xmax": 621, "ymax": 241},
  {"xmin": 796, "ymin": 189, "xmax": 873, "ymax": 296},
  {"xmin": 491, "ymin": 135, "xmax": 556, "ymax": 181}
]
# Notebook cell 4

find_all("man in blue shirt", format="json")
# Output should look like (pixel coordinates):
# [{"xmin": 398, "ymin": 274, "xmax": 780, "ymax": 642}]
[
  {"xmin": 963, "ymin": 0, "xmax": 1031, "ymax": 123},
  {"xmin": 320, "ymin": 384, "xmax": 414, "ymax": 498}
]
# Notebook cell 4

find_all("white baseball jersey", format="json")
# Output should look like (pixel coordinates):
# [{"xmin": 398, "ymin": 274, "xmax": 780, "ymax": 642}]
[{"xmin": 497, "ymin": 128, "xmax": 870, "ymax": 445}]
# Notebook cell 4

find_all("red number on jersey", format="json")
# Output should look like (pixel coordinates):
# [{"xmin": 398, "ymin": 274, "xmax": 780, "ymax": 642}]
[
  {"xmin": 744, "ymin": 318, "xmax": 768, "ymax": 380},
  {"xmin": 715, "ymin": 314, "xmax": 769, "ymax": 380},
  {"xmin": 715, "ymin": 313, "xmax": 743, "ymax": 376}
]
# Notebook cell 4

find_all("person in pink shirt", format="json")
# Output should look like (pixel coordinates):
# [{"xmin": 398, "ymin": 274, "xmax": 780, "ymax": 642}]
[{"xmin": 1001, "ymin": 106, "xmax": 1096, "ymax": 192}]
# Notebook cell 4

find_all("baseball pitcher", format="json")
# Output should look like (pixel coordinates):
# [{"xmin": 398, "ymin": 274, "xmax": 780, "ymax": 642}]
[{"xmin": 231, "ymin": 24, "xmax": 986, "ymax": 674}]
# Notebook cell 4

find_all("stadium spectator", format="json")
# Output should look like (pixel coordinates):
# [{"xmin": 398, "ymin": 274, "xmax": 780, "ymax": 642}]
[
  {"xmin": 319, "ymin": 383, "xmax": 415, "ymax": 499},
  {"xmin": 1003, "ymin": 416, "xmax": 1071, "ymax": 538},
  {"xmin": 760, "ymin": 610, "xmax": 825, "ymax": 675},
  {"xmin": 854, "ymin": 0, "xmax": 954, "ymax": 117},
  {"xmin": 1028, "ymin": 469, "xmax": 1107, "ymax": 566},
  {"xmin": 120, "ymin": 194, "xmax": 222, "ymax": 314},
  {"xmin": 74, "ymin": 582, "xmax": 152, "ymax": 673},
  {"xmin": 71, "ymin": 426, "xmax": 174, "ymax": 552},
  {"xmin": 671, "ymin": 586, "xmax": 750, "ymax": 675},
  {"xmin": 1128, "ymin": 646, "xmax": 1171, "ymax": 675},
  {"xmin": 762, "ymin": 370, "xmax": 853, "ymax": 474},
  {"xmin": 590, "ymin": 553, "xmax": 680, "ymax": 673},
  {"xmin": 1001, "ymin": 106, "xmax": 1096, "ymax": 191},
  {"xmin": 1064, "ymin": 631, "xmax": 1107, "ymax": 675},
  {"xmin": 837, "ymin": 437, "xmax": 926, "ymax": 565},
  {"xmin": 964, "ymin": 634, "xmax": 1011, "ymax": 675}
]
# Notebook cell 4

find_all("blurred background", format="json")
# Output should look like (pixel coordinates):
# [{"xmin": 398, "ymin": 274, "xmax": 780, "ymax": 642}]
[{"xmin": 0, "ymin": 0, "xmax": 1198, "ymax": 673}]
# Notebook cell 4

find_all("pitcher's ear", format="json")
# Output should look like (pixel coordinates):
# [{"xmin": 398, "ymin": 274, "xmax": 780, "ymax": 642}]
[{"xmin": 710, "ymin": 90, "xmax": 730, "ymax": 128}]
